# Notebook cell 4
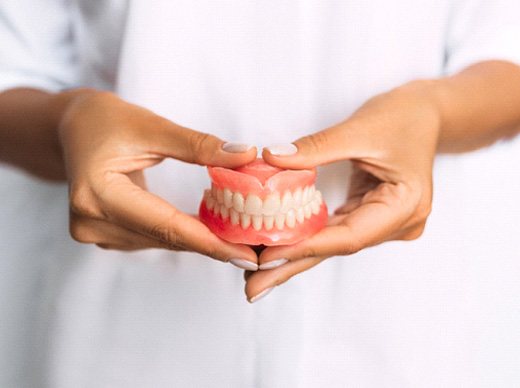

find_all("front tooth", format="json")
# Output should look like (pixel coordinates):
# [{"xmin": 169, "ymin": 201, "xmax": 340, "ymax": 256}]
[
  {"xmin": 245, "ymin": 194, "xmax": 263, "ymax": 215},
  {"xmin": 264, "ymin": 216, "xmax": 274, "ymax": 230},
  {"xmin": 275, "ymin": 214, "xmax": 286, "ymax": 230},
  {"xmin": 230, "ymin": 208, "xmax": 240, "ymax": 225},
  {"xmin": 232, "ymin": 192, "xmax": 244, "ymax": 212},
  {"xmin": 302, "ymin": 186, "xmax": 310, "ymax": 204},
  {"xmin": 263, "ymin": 193, "xmax": 281, "ymax": 215},
  {"xmin": 220, "ymin": 205, "xmax": 229, "ymax": 220},
  {"xmin": 296, "ymin": 207, "xmax": 305, "ymax": 223},
  {"xmin": 240, "ymin": 213, "xmax": 251, "ymax": 229},
  {"xmin": 252, "ymin": 215, "xmax": 263, "ymax": 231},
  {"xmin": 216, "ymin": 189, "xmax": 224, "ymax": 204},
  {"xmin": 280, "ymin": 191, "xmax": 293, "ymax": 213},
  {"xmin": 223, "ymin": 188, "xmax": 233, "ymax": 208},
  {"xmin": 311, "ymin": 199, "xmax": 320, "ymax": 215},
  {"xmin": 304, "ymin": 203, "xmax": 312, "ymax": 219},
  {"xmin": 293, "ymin": 187, "xmax": 302, "ymax": 208},
  {"xmin": 286, "ymin": 209, "xmax": 296, "ymax": 228}
]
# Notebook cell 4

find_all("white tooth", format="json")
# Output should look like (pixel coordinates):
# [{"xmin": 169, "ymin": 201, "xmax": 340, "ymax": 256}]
[
  {"xmin": 264, "ymin": 216, "xmax": 274, "ymax": 230},
  {"xmin": 280, "ymin": 191, "xmax": 293, "ymax": 213},
  {"xmin": 220, "ymin": 205, "xmax": 229, "ymax": 220},
  {"xmin": 216, "ymin": 189, "xmax": 224, "ymax": 204},
  {"xmin": 311, "ymin": 199, "xmax": 320, "ymax": 215},
  {"xmin": 304, "ymin": 203, "xmax": 312, "ymax": 219},
  {"xmin": 293, "ymin": 187, "xmax": 302, "ymax": 208},
  {"xmin": 240, "ymin": 213, "xmax": 251, "ymax": 229},
  {"xmin": 232, "ymin": 192, "xmax": 244, "ymax": 212},
  {"xmin": 206, "ymin": 195, "xmax": 216, "ymax": 211},
  {"xmin": 223, "ymin": 188, "xmax": 233, "ymax": 208},
  {"xmin": 245, "ymin": 194, "xmax": 263, "ymax": 215},
  {"xmin": 315, "ymin": 190, "xmax": 323, "ymax": 205},
  {"xmin": 263, "ymin": 193, "xmax": 281, "ymax": 215},
  {"xmin": 230, "ymin": 208, "xmax": 240, "ymax": 225},
  {"xmin": 302, "ymin": 186, "xmax": 310, "ymax": 204},
  {"xmin": 286, "ymin": 209, "xmax": 296, "ymax": 228},
  {"xmin": 309, "ymin": 185, "xmax": 316, "ymax": 199},
  {"xmin": 296, "ymin": 207, "xmax": 305, "ymax": 223},
  {"xmin": 252, "ymin": 215, "xmax": 263, "ymax": 231},
  {"xmin": 275, "ymin": 214, "xmax": 286, "ymax": 230},
  {"xmin": 213, "ymin": 203, "xmax": 221, "ymax": 216}
]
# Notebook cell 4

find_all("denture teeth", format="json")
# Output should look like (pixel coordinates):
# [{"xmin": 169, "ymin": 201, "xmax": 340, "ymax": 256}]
[
  {"xmin": 275, "ymin": 214, "xmax": 286, "ymax": 230},
  {"xmin": 315, "ymin": 191, "xmax": 323, "ymax": 205},
  {"xmin": 220, "ymin": 205, "xmax": 229, "ymax": 220},
  {"xmin": 216, "ymin": 188, "xmax": 224, "ymax": 204},
  {"xmin": 205, "ymin": 192, "xmax": 216, "ymax": 211},
  {"xmin": 285, "ymin": 209, "xmax": 296, "ymax": 228},
  {"xmin": 302, "ymin": 186, "xmax": 310, "ymax": 204},
  {"xmin": 304, "ymin": 203, "xmax": 312, "ymax": 219},
  {"xmin": 232, "ymin": 192, "xmax": 244, "ymax": 213},
  {"xmin": 223, "ymin": 188, "xmax": 233, "ymax": 208},
  {"xmin": 252, "ymin": 215, "xmax": 263, "ymax": 231},
  {"xmin": 263, "ymin": 193, "xmax": 281, "ymax": 215},
  {"xmin": 240, "ymin": 213, "xmax": 251, "ymax": 229},
  {"xmin": 230, "ymin": 208, "xmax": 240, "ymax": 225},
  {"xmin": 311, "ymin": 198, "xmax": 320, "ymax": 215},
  {"xmin": 296, "ymin": 207, "xmax": 305, "ymax": 224},
  {"xmin": 213, "ymin": 203, "xmax": 221, "ymax": 216},
  {"xmin": 280, "ymin": 191, "xmax": 292, "ymax": 213},
  {"xmin": 264, "ymin": 216, "xmax": 274, "ymax": 230},
  {"xmin": 245, "ymin": 194, "xmax": 263, "ymax": 215},
  {"xmin": 293, "ymin": 187, "xmax": 302, "ymax": 208}
]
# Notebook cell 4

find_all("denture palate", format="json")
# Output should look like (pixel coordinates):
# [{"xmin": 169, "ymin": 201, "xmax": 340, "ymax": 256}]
[{"xmin": 203, "ymin": 185, "xmax": 324, "ymax": 231}]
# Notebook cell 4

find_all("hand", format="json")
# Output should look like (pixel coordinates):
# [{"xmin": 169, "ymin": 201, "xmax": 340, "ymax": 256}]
[
  {"xmin": 245, "ymin": 82, "xmax": 441, "ymax": 301},
  {"xmin": 57, "ymin": 89, "xmax": 258, "ymax": 267}
]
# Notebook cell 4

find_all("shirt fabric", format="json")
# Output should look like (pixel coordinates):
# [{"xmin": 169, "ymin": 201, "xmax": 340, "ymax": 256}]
[{"xmin": 1, "ymin": 1, "xmax": 520, "ymax": 387}]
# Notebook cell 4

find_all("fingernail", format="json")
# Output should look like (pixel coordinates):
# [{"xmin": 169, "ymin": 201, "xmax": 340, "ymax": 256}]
[
  {"xmin": 265, "ymin": 143, "xmax": 298, "ymax": 156},
  {"xmin": 249, "ymin": 287, "xmax": 274, "ymax": 303},
  {"xmin": 259, "ymin": 258, "xmax": 288, "ymax": 270},
  {"xmin": 229, "ymin": 259, "xmax": 258, "ymax": 271},
  {"xmin": 222, "ymin": 142, "xmax": 254, "ymax": 153}
]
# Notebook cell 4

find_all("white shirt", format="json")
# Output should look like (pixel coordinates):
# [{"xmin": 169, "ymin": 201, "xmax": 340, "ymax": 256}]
[{"xmin": 1, "ymin": 1, "xmax": 520, "ymax": 387}]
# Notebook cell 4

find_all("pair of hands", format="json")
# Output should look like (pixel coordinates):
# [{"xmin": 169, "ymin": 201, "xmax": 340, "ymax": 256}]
[{"xmin": 58, "ymin": 83, "xmax": 438, "ymax": 302}]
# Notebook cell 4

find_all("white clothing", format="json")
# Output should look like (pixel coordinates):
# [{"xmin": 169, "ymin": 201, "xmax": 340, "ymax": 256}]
[{"xmin": 1, "ymin": 1, "xmax": 520, "ymax": 387}]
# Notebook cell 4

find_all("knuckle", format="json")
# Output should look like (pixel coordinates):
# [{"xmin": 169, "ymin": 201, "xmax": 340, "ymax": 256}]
[
  {"xmin": 69, "ymin": 219, "xmax": 96, "ymax": 244},
  {"xmin": 189, "ymin": 132, "xmax": 213, "ymax": 164},
  {"xmin": 303, "ymin": 131, "xmax": 329, "ymax": 153},
  {"xmin": 402, "ymin": 224, "xmax": 426, "ymax": 241},
  {"xmin": 69, "ymin": 185, "xmax": 102, "ymax": 219},
  {"xmin": 148, "ymin": 222, "xmax": 184, "ymax": 250}
]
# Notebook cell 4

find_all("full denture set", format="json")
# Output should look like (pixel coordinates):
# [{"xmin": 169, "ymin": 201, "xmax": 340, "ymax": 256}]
[{"xmin": 199, "ymin": 159, "xmax": 327, "ymax": 246}]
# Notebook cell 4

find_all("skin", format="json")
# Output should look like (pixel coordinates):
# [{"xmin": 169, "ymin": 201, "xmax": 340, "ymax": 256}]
[{"xmin": 1, "ymin": 60, "xmax": 520, "ymax": 302}]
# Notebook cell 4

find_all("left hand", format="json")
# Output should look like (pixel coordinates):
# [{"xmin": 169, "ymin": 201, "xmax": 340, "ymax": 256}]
[{"xmin": 245, "ymin": 81, "xmax": 441, "ymax": 302}]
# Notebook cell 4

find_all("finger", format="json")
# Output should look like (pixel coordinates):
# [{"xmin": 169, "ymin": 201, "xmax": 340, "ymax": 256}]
[
  {"xmin": 151, "ymin": 122, "xmax": 257, "ymax": 168},
  {"xmin": 70, "ymin": 214, "xmax": 175, "ymax": 251},
  {"xmin": 258, "ymin": 182, "xmax": 415, "ymax": 266},
  {"xmin": 98, "ymin": 173, "xmax": 258, "ymax": 264},
  {"xmin": 245, "ymin": 256, "xmax": 326, "ymax": 302},
  {"xmin": 262, "ymin": 124, "xmax": 370, "ymax": 169}
]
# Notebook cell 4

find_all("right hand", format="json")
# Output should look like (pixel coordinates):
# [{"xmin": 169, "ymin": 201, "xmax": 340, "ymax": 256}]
[{"xmin": 56, "ymin": 89, "xmax": 258, "ymax": 267}]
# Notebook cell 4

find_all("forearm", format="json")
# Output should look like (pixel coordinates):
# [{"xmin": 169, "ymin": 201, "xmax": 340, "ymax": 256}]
[
  {"xmin": 0, "ymin": 87, "xmax": 92, "ymax": 181},
  {"xmin": 415, "ymin": 61, "xmax": 520, "ymax": 153}
]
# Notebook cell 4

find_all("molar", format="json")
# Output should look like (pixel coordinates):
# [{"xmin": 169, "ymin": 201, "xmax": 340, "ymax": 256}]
[
  {"xmin": 230, "ymin": 208, "xmax": 240, "ymax": 225},
  {"xmin": 216, "ymin": 188, "xmax": 224, "ymax": 204},
  {"xmin": 220, "ymin": 205, "xmax": 229, "ymax": 220},
  {"xmin": 296, "ymin": 207, "xmax": 305, "ymax": 223}
]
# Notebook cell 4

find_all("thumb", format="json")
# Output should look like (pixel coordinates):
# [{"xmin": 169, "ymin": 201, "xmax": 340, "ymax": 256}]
[
  {"xmin": 153, "ymin": 123, "xmax": 257, "ymax": 168},
  {"xmin": 262, "ymin": 125, "xmax": 366, "ymax": 169}
]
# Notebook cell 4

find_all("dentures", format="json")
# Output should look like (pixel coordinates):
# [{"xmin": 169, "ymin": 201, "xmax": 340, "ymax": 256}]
[{"xmin": 199, "ymin": 159, "xmax": 327, "ymax": 246}]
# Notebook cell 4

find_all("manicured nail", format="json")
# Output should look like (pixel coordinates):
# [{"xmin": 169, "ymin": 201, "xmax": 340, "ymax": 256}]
[
  {"xmin": 265, "ymin": 143, "xmax": 298, "ymax": 156},
  {"xmin": 229, "ymin": 259, "xmax": 258, "ymax": 271},
  {"xmin": 259, "ymin": 258, "xmax": 288, "ymax": 270},
  {"xmin": 249, "ymin": 287, "xmax": 274, "ymax": 303},
  {"xmin": 222, "ymin": 142, "xmax": 254, "ymax": 153}
]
